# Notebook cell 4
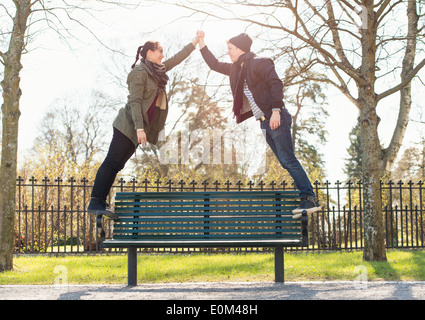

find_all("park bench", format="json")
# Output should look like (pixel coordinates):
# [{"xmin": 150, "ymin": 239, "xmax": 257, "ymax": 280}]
[{"xmin": 97, "ymin": 191, "xmax": 308, "ymax": 286}]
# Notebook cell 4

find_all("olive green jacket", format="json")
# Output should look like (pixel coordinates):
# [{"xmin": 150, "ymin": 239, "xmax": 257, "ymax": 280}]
[{"xmin": 113, "ymin": 42, "xmax": 196, "ymax": 146}]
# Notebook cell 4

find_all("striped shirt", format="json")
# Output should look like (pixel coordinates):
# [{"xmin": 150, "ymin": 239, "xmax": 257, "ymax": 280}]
[{"xmin": 243, "ymin": 81, "xmax": 264, "ymax": 120}]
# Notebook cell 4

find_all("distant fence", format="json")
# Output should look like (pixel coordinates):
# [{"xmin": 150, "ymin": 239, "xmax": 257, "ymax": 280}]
[{"xmin": 14, "ymin": 177, "xmax": 425, "ymax": 254}]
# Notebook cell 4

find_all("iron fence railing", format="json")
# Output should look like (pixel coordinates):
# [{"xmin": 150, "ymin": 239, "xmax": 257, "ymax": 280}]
[{"xmin": 14, "ymin": 177, "xmax": 425, "ymax": 254}]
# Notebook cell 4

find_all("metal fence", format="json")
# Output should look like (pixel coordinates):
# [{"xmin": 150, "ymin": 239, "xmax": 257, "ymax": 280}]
[{"xmin": 14, "ymin": 176, "xmax": 425, "ymax": 254}]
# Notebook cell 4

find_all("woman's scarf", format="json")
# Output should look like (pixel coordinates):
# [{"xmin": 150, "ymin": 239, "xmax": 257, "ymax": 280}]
[{"xmin": 142, "ymin": 57, "xmax": 169, "ymax": 95}]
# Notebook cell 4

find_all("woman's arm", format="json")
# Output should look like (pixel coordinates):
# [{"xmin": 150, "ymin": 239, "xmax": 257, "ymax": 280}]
[
  {"xmin": 128, "ymin": 69, "xmax": 147, "ymax": 131},
  {"xmin": 163, "ymin": 36, "xmax": 199, "ymax": 72},
  {"xmin": 127, "ymin": 69, "xmax": 148, "ymax": 145}
]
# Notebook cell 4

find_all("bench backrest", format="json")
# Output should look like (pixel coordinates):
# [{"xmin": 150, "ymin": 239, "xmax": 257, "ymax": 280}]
[{"xmin": 113, "ymin": 191, "xmax": 304, "ymax": 242}]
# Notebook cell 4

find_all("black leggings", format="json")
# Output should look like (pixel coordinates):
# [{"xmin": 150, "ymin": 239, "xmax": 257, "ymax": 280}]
[{"xmin": 91, "ymin": 128, "xmax": 136, "ymax": 200}]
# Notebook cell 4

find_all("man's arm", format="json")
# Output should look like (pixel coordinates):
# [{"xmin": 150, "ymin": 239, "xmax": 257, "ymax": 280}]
[
  {"xmin": 198, "ymin": 32, "xmax": 232, "ymax": 76},
  {"xmin": 258, "ymin": 58, "xmax": 285, "ymax": 110},
  {"xmin": 257, "ymin": 58, "xmax": 285, "ymax": 130}
]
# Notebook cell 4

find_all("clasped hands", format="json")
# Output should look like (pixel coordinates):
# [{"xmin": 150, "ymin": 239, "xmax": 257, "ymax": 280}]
[{"xmin": 192, "ymin": 30, "xmax": 205, "ymax": 47}]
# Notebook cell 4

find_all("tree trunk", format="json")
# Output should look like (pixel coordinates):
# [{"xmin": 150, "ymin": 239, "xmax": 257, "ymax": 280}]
[
  {"xmin": 360, "ymin": 0, "xmax": 418, "ymax": 261},
  {"xmin": 0, "ymin": 0, "xmax": 31, "ymax": 272},
  {"xmin": 359, "ymin": 101, "xmax": 387, "ymax": 261},
  {"xmin": 358, "ymin": 4, "xmax": 387, "ymax": 262}
]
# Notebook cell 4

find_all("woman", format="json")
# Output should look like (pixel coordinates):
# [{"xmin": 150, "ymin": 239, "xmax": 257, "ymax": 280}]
[{"xmin": 87, "ymin": 33, "xmax": 201, "ymax": 218}]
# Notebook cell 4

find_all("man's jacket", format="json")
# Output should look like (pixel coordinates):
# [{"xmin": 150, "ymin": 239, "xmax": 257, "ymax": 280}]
[{"xmin": 200, "ymin": 46, "xmax": 285, "ymax": 124}]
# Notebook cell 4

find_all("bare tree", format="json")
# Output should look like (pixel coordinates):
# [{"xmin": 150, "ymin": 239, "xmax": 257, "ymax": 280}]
[
  {"xmin": 0, "ymin": 0, "xmax": 138, "ymax": 271},
  {"xmin": 33, "ymin": 90, "xmax": 118, "ymax": 166},
  {"xmin": 0, "ymin": 0, "xmax": 32, "ymax": 272},
  {"xmin": 153, "ymin": 0, "xmax": 425, "ymax": 261}
]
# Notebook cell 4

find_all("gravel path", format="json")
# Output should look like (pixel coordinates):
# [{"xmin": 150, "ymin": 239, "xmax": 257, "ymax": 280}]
[{"xmin": 1, "ymin": 281, "xmax": 424, "ymax": 300}]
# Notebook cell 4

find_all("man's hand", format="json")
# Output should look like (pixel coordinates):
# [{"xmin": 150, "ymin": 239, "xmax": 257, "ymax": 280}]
[
  {"xmin": 269, "ymin": 110, "xmax": 281, "ymax": 130},
  {"xmin": 197, "ymin": 30, "xmax": 206, "ymax": 49},
  {"xmin": 137, "ymin": 130, "xmax": 147, "ymax": 146},
  {"xmin": 193, "ymin": 30, "xmax": 204, "ymax": 47}
]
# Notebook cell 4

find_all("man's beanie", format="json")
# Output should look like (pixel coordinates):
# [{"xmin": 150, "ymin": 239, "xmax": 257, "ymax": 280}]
[{"xmin": 228, "ymin": 33, "xmax": 252, "ymax": 53}]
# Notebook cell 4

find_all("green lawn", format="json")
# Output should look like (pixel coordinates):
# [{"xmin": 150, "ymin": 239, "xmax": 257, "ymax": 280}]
[{"xmin": 1, "ymin": 250, "xmax": 424, "ymax": 285}]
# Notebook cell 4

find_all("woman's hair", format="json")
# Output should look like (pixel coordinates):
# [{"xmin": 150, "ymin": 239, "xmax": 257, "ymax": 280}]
[{"xmin": 131, "ymin": 41, "xmax": 161, "ymax": 68}]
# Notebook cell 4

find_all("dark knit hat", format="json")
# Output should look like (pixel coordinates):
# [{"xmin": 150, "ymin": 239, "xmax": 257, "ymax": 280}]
[{"xmin": 228, "ymin": 33, "xmax": 252, "ymax": 53}]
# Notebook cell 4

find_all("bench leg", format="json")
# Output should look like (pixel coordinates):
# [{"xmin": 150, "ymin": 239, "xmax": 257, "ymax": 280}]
[
  {"xmin": 128, "ymin": 247, "xmax": 137, "ymax": 287},
  {"xmin": 274, "ymin": 246, "xmax": 284, "ymax": 283}
]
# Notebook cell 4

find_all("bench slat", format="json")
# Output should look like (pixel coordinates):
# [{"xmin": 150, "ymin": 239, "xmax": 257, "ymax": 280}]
[
  {"xmin": 115, "ymin": 200, "xmax": 298, "ymax": 207},
  {"xmin": 113, "ymin": 227, "xmax": 301, "ymax": 234},
  {"xmin": 115, "ymin": 191, "xmax": 299, "ymax": 199},
  {"xmin": 114, "ymin": 206, "xmax": 297, "ymax": 214},
  {"xmin": 117, "ymin": 211, "xmax": 293, "ymax": 221},
  {"xmin": 113, "ymin": 222, "xmax": 300, "ymax": 228},
  {"xmin": 102, "ymin": 238, "xmax": 303, "ymax": 248},
  {"xmin": 111, "ymin": 233, "xmax": 301, "ymax": 240},
  {"xmin": 113, "ymin": 217, "xmax": 296, "ymax": 223}
]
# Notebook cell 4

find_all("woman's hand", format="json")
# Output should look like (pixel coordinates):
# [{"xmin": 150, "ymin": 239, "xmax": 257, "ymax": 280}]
[{"xmin": 137, "ymin": 130, "xmax": 147, "ymax": 146}]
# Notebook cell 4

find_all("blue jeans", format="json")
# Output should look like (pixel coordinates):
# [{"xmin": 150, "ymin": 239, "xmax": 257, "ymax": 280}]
[{"xmin": 260, "ymin": 108, "xmax": 314, "ymax": 198}]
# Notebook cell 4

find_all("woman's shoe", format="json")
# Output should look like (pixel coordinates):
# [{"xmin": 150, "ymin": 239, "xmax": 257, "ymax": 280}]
[{"xmin": 87, "ymin": 197, "xmax": 118, "ymax": 219}]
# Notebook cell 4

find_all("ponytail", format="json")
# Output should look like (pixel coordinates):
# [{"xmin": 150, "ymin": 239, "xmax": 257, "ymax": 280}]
[
  {"xmin": 131, "ymin": 41, "xmax": 160, "ymax": 68},
  {"xmin": 131, "ymin": 46, "xmax": 143, "ymax": 69}
]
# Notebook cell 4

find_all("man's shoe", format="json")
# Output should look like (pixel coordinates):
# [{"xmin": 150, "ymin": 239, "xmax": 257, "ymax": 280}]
[
  {"xmin": 87, "ymin": 197, "xmax": 118, "ymax": 219},
  {"xmin": 292, "ymin": 195, "xmax": 321, "ymax": 219}
]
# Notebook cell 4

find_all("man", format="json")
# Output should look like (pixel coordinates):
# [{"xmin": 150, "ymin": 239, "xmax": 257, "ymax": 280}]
[{"xmin": 197, "ymin": 31, "xmax": 320, "ymax": 218}]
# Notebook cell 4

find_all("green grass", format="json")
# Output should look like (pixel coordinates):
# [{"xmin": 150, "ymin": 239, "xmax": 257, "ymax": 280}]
[{"xmin": 1, "ymin": 250, "xmax": 424, "ymax": 285}]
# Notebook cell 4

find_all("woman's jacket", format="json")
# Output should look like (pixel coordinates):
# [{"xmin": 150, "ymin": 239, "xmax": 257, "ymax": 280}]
[{"xmin": 113, "ymin": 42, "xmax": 195, "ymax": 146}]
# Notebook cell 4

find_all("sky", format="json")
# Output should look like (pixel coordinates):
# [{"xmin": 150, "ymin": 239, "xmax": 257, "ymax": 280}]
[{"xmin": 12, "ymin": 1, "xmax": 425, "ymax": 183}]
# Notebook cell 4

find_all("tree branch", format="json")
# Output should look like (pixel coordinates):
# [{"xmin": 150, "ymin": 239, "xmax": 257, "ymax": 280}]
[
  {"xmin": 375, "ymin": 0, "xmax": 392, "ymax": 20},
  {"xmin": 376, "ymin": 0, "xmax": 404, "ymax": 26},
  {"xmin": 337, "ymin": 0, "xmax": 356, "ymax": 11},
  {"xmin": 377, "ymin": 58, "xmax": 425, "ymax": 102},
  {"xmin": 324, "ymin": 0, "xmax": 356, "ymax": 74}
]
